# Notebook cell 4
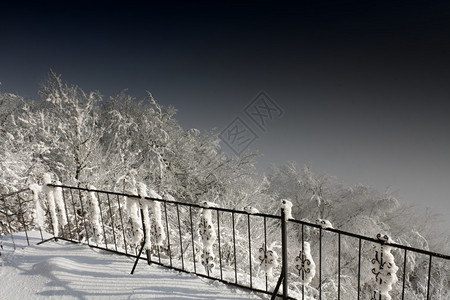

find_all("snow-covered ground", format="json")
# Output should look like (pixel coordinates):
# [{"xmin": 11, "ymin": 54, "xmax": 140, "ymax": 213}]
[{"xmin": 1, "ymin": 232, "xmax": 263, "ymax": 299}]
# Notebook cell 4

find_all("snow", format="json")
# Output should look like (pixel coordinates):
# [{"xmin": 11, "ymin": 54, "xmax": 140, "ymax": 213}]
[
  {"xmin": 315, "ymin": 218, "xmax": 333, "ymax": 229},
  {"xmin": 0, "ymin": 231, "xmax": 262, "ymax": 299},
  {"xmin": 294, "ymin": 242, "xmax": 315, "ymax": 285},
  {"xmin": 258, "ymin": 242, "xmax": 279, "ymax": 278},
  {"xmin": 29, "ymin": 183, "xmax": 45, "ymax": 229},
  {"xmin": 198, "ymin": 206, "xmax": 217, "ymax": 272},
  {"xmin": 372, "ymin": 234, "xmax": 398, "ymax": 300},
  {"xmin": 126, "ymin": 195, "xmax": 144, "ymax": 247},
  {"xmin": 137, "ymin": 183, "xmax": 152, "ymax": 250},
  {"xmin": 54, "ymin": 181, "xmax": 68, "ymax": 227},
  {"xmin": 43, "ymin": 173, "xmax": 59, "ymax": 236},
  {"xmin": 280, "ymin": 199, "xmax": 293, "ymax": 220},
  {"xmin": 244, "ymin": 206, "xmax": 259, "ymax": 214},
  {"xmin": 88, "ymin": 185, "xmax": 103, "ymax": 244},
  {"xmin": 148, "ymin": 188, "xmax": 165, "ymax": 247}
]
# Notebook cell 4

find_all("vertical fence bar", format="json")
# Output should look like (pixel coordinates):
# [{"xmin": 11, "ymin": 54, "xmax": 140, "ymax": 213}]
[
  {"xmin": 247, "ymin": 214, "xmax": 252, "ymax": 289},
  {"xmin": 319, "ymin": 227, "xmax": 322, "ymax": 300},
  {"xmin": 78, "ymin": 189, "xmax": 90, "ymax": 244},
  {"xmin": 164, "ymin": 201, "xmax": 172, "ymax": 267},
  {"xmin": 2, "ymin": 196, "xmax": 16, "ymax": 250},
  {"xmin": 217, "ymin": 210, "xmax": 223, "ymax": 280},
  {"xmin": 176, "ymin": 204, "xmax": 184, "ymax": 270},
  {"xmin": 69, "ymin": 189, "xmax": 81, "ymax": 241},
  {"xmin": 61, "ymin": 188, "xmax": 73, "ymax": 240},
  {"xmin": 401, "ymin": 249, "xmax": 407, "ymax": 299},
  {"xmin": 338, "ymin": 233, "xmax": 341, "ymax": 300},
  {"xmin": 16, "ymin": 195, "xmax": 30, "ymax": 246},
  {"xmin": 106, "ymin": 194, "xmax": 118, "ymax": 251},
  {"xmin": 281, "ymin": 209, "xmax": 288, "ymax": 300},
  {"xmin": 116, "ymin": 195, "xmax": 128, "ymax": 254},
  {"xmin": 46, "ymin": 187, "xmax": 56, "ymax": 237},
  {"xmin": 232, "ymin": 211, "xmax": 237, "ymax": 284},
  {"xmin": 97, "ymin": 192, "xmax": 107, "ymax": 249},
  {"xmin": 264, "ymin": 216, "xmax": 268, "ymax": 292},
  {"xmin": 357, "ymin": 238, "xmax": 362, "ymax": 300},
  {"xmin": 139, "ymin": 208, "xmax": 151, "ymax": 265},
  {"xmin": 426, "ymin": 255, "xmax": 432, "ymax": 300},
  {"xmin": 189, "ymin": 206, "xmax": 196, "ymax": 273},
  {"xmin": 301, "ymin": 224, "xmax": 305, "ymax": 299}
]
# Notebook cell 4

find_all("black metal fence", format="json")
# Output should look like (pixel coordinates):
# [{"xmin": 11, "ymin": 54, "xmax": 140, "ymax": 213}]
[
  {"xmin": 1, "ymin": 184, "xmax": 450, "ymax": 299},
  {"xmin": 0, "ymin": 188, "xmax": 51, "ymax": 250}
]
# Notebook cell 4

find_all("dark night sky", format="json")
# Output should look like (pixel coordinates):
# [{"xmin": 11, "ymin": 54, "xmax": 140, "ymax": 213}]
[{"xmin": 1, "ymin": 1, "xmax": 450, "ymax": 226}]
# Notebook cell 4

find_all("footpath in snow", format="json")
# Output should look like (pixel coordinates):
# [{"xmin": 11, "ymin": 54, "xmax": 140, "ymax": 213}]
[{"xmin": 0, "ymin": 232, "xmax": 262, "ymax": 299}]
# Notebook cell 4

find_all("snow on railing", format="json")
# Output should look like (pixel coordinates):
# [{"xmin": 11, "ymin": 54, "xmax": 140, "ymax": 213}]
[{"xmin": 2, "ymin": 178, "xmax": 449, "ymax": 300}]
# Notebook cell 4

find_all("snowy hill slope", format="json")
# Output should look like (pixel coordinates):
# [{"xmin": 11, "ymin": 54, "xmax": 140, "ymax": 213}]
[{"xmin": 0, "ymin": 232, "xmax": 262, "ymax": 299}]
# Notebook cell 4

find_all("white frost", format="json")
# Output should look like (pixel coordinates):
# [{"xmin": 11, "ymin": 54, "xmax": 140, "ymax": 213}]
[
  {"xmin": 126, "ymin": 195, "xmax": 143, "ymax": 247},
  {"xmin": 372, "ymin": 234, "xmax": 398, "ymax": 300},
  {"xmin": 258, "ymin": 242, "xmax": 279, "ymax": 277},
  {"xmin": 199, "ymin": 206, "xmax": 217, "ymax": 272},
  {"xmin": 138, "ymin": 183, "xmax": 152, "ymax": 250},
  {"xmin": 315, "ymin": 218, "xmax": 333, "ymax": 229},
  {"xmin": 149, "ymin": 188, "xmax": 165, "ymax": 247},
  {"xmin": 43, "ymin": 173, "xmax": 59, "ymax": 236},
  {"xmin": 29, "ymin": 183, "xmax": 45, "ymax": 229},
  {"xmin": 54, "ymin": 181, "xmax": 68, "ymax": 227},
  {"xmin": 281, "ymin": 199, "xmax": 293, "ymax": 220},
  {"xmin": 244, "ymin": 206, "xmax": 259, "ymax": 214},
  {"xmin": 294, "ymin": 242, "xmax": 316, "ymax": 285},
  {"xmin": 88, "ymin": 185, "xmax": 103, "ymax": 243}
]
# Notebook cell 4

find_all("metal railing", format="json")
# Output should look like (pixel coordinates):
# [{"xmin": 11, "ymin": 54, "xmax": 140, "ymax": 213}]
[
  {"xmin": 0, "ymin": 188, "xmax": 52, "ymax": 251},
  {"xmin": 2, "ymin": 184, "xmax": 450, "ymax": 299}
]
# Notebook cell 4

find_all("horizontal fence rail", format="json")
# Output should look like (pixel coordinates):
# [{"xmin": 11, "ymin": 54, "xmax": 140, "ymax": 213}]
[{"xmin": 2, "ymin": 183, "xmax": 450, "ymax": 299}]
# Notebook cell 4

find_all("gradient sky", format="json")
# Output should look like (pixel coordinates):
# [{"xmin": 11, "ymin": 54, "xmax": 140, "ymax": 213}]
[{"xmin": 1, "ymin": 1, "xmax": 450, "ymax": 227}]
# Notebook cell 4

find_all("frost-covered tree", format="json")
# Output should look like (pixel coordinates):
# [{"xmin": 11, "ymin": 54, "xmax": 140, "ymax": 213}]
[
  {"xmin": 37, "ymin": 71, "xmax": 105, "ymax": 185},
  {"xmin": 0, "ymin": 93, "xmax": 47, "ymax": 192}
]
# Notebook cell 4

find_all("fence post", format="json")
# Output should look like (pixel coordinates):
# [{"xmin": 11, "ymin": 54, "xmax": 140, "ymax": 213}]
[
  {"xmin": 281, "ymin": 208, "xmax": 288, "ymax": 299},
  {"xmin": 272, "ymin": 207, "xmax": 288, "ymax": 300}
]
